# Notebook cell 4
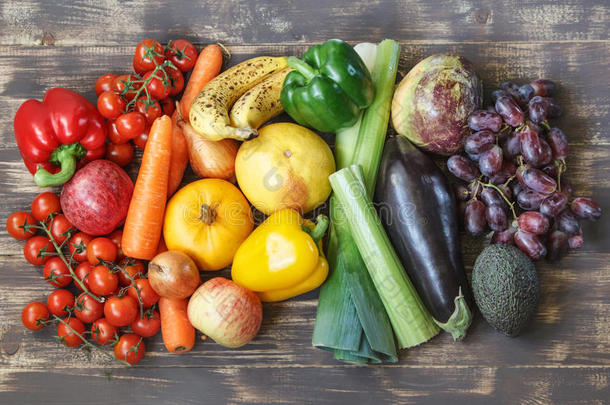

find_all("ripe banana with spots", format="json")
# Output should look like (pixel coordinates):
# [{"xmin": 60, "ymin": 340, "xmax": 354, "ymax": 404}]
[
  {"xmin": 189, "ymin": 56, "xmax": 288, "ymax": 141},
  {"xmin": 230, "ymin": 68, "xmax": 291, "ymax": 130}
]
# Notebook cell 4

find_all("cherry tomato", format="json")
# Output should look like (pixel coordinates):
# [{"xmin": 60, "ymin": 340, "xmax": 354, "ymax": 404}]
[
  {"xmin": 106, "ymin": 142, "xmax": 134, "ymax": 167},
  {"xmin": 159, "ymin": 97, "xmax": 175, "ymax": 116},
  {"xmin": 133, "ymin": 39, "xmax": 165, "ymax": 75},
  {"xmin": 90, "ymin": 318, "xmax": 118, "ymax": 345},
  {"xmin": 46, "ymin": 289, "xmax": 75, "ymax": 317},
  {"xmin": 68, "ymin": 232, "xmax": 93, "ymax": 263},
  {"xmin": 87, "ymin": 237, "xmax": 118, "ymax": 265},
  {"xmin": 97, "ymin": 91, "xmax": 126, "ymax": 120},
  {"xmin": 165, "ymin": 67, "xmax": 184, "ymax": 96},
  {"xmin": 107, "ymin": 120, "xmax": 124, "ymax": 144},
  {"xmin": 165, "ymin": 39, "xmax": 197, "ymax": 72},
  {"xmin": 24, "ymin": 236, "xmax": 54, "ymax": 265},
  {"xmin": 74, "ymin": 261, "xmax": 93, "ymax": 291},
  {"xmin": 88, "ymin": 265, "xmax": 118, "ymax": 296},
  {"xmin": 133, "ymin": 131, "xmax": 149, "ymax": 149},
  {"xmin": 21, "ymin": 302, "xmax": 49, "ymax": 331},
  {"xmin": 117, "ymin": 258, "xmax": 145, "ymax": 286},
  {"xmin": 116, "ymin": 111, "xmax": 147, "ymax": 141},
  {"xmin": 130, "ymin": 310, "xmax": 160, "ymax": 337},
  {"xmin": 143, "ymin": 70, "xmax": 171, "ymax": 100},
  {"xmin": 49, "ymin": 214, "xmax": 73, "ymax": 244},
  {"xmin": 114, "ymin": 333, "xmax": 145, "ymax": 365},
  {"xmin": 95, "ymin": 73, "xmax": 118, "ymax": 96},
  {"xmin": 112, "ymin": 74, "xmax": 142, "ymax": 101},
  {"xmin": 31, "ymin": 192, "xmax": 61, "ymax": 222},
  {"xmin": 57, "ymin": 318, "xmax": 86, "ymax": 347},
  {"xmin": 43, "ymin": 257, "xmax": 72, "ymax": 288},
  {"xmin": 135, "ymin": 98, "xmax": 162, "ymax": 124},
  {"xmin": 104, "ymin": 295, "xmax": 138, "ymax": 327},
  {"xmin": 128, "ymin": 278, "xmax": 159, "ymax": 308},
  {"xmin": 6, "ymin": 211, "xmax": 37, "ymax": 240},
  {"xmin": 107, "ymin": 230, "xmax": 125, "ymax": 260},
  {"xmin": 74, "ymin": 293, "xmax": 104, "ymax": 324}
]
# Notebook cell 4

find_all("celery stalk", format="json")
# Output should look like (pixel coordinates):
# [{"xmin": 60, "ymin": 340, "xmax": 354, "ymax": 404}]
[{"xmin": 330, "ymin": 166, "xmax": 440, "ymax": 347}]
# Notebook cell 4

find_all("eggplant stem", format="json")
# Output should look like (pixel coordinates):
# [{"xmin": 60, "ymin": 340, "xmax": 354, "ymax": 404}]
[{"xmin": 432, "ymin": 287, "xmax": 472, "ymax": 341}]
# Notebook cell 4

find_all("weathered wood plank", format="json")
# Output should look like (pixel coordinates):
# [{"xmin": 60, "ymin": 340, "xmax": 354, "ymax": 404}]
[{"xmin": 0, "ymin": 0, "xmax": 608, "ymax": 46}]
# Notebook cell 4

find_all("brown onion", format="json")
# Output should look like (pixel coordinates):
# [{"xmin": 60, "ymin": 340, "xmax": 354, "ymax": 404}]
[
  {"xmin": 180, "ymin": 121, "xmax": 238, "ymax": 180},
  {"xmin": 148, "ymin": 251, "xmax": 200, "ymax": 299}
]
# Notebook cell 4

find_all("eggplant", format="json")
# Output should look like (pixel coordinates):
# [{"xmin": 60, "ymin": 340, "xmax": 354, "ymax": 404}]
[{"xmin": 375, "ymin": 135, "xmax": 473, "ymax": 340}]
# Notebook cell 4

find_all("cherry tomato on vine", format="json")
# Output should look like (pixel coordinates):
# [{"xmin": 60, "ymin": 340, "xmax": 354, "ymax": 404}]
[
  {"xmin": 112, "ymin": 74, "xmax": 142, "ymax": 101},
  {"xmin": 114, "ymin": 333, "xmax": 146, "ymax": 365},
  {"xmin": 95, "ymin": 73, "xmax": 118, "ymax": 96},
  {"xmin": 116, "ymin": 111, "xmax": 147, "ymax": 141},
  {"xmin": 117, "ymin": 258, "xmax": 145, "ymax": 286},
  {"xmin": 104, "ymin": 295, "xmax": 138, "ymax": 327},
  {"xmin": 143, "ymin": 70, "xmax": 171, "ymax": 100},
  {"xmin": 165, "ymin": 67, "xmax": 184, "ymax": 96},
  {"xmin": 74, "ymin": 261, "xmax": 93, "ymax": 291},
  {"xmin": 128, "ymin": 278, "xmax": 159, "ymax": 308},
  {"xmin": 133, "ymin": 39, "xmax": 165, "ymax": 75},
  {"xmin": 24, "ymin": 236, "xmax": 54, "ymax": 266},
  {"xmin": 107, "ymin": 230, "xmax": 125, "ymax": 260},
  {"xmin": 49, "ymin": 214, "xmax": 73, "ymax": 244},
  {"xmin": 74, "ymin": 293, "xmax": 104, "ymax": 324},
  {"xmin": 165, "ymin": 39, "xmax": 197, "ymax": 72},
  {"xmin": 88, "ymin": 265, "xmax": 118, "ymax": 296},
  {"xmin": 43, "ymin": 257, "xmax": 72, "ymax": 288},
  {"xmin": 130, "ymin": 310, "xmax": 160, "ymax": 338},
  {"xmin": 106, "ymin": 142, "xmax": 134, "ymax": 167},
  {"xmin": 135, "ymin": 98, "xmax": 162, "ymax": 124},
  {"xmin": 21, "ymin": 302, "xmax": 49, "ymax": 331},
  {"xmin": 159, "ymin": 97, "xmax": 175, "ymax": 116},
  {"xmin": 47, "ymin": 289, "xmax": 75, "ymax": 317},
  {"xmin": 57, "ymin": 318, "xmax": 86, "ymax": 347},
  {"xmin": 68, "ymin": 232, "xmax": 92, "ymax": 263},
  {"xmin": 31, "ymin": 192, "xmax": 61, "ymax": 222},
  {"xmin": 97, "ymin": 91, "xmax": 126, "ymax": 120},
  {"xmin": 87, "ymin": 237, "xmax": 118, "ymax": 265},
  {"xmin": 6, "ymin": 211, "xmax": 37, "ymax": 240},
  {"xmin": 90, "ymin": 318, "xmax": 118, "ymax": 345}
]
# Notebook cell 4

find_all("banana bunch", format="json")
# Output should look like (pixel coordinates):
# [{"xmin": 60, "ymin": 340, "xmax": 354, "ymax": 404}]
[{"xmin": 189, "ymin": 56, "xmax": 289, "ymax": 141}]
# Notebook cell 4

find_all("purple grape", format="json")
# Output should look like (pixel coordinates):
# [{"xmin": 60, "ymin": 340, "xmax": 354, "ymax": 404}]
[
  {"xmin": 447, "ymin": 155, "xmax": 480, "ymax": 182},
  {"xmin": 510, "ymin": 181, "xmax": 524, "ymax": 199},
  {"xmin": 571, "ymin": 197, "xmax": 602, "ymax": 221},
  {"xmin": 465, "ymin": 130, "xmax": 495, "ymax": 155},
  {"xmin": 497, "ymin": 184, "xmax": 513, "ymax": 200},
  {"xmin": 453, "ymin": 183, "xmax": 470, "ymax": 201},
  {"xmin": 501, "ymin": 132, "xmax": 521, "ymax": 160},
  {"xmin": 518, "ymin": 84, "xmax": 535, "ymax": 105},
  {"xmin": 500, "ymin": 81, "xmax": 521, "ymax": 101},
  {"xmin": 528, "ymin": 96, "xmax": 549, "ymax": 124},
  {"xmin": 514, "ymin": 230, "xmax": 547, "ymax": 261},
  {"xmin": 530, "ymin": 79, "xmax": 556, "ymax": 97},
  {"xmin": 490, "ymin": 161, "xmax": 517, "ymax": 185},
  {"xmin": 539, "ymin": 192, "xmax": 568, "ymax": 217},
  {"xmin": 520, "ymin": 127, "xmax": 545, "ymax": 166},
  {"xmin": 547, "ymin": 100, "xmax": 562, "ymax": 118},
  {"xmin": 496, "ymin": 96, "xmax": 525, "ymax": 127},
  {"xmin": 547, "ymin": 127, "xmax": 568, "ymax": 159},
  {"xmin": 561, "ymin": 178, "xmax": 574, "ymax": 199},
  {"xmin": 519, "ymin": 167, "xmax": 557, "ymax": 194},
  {"xmin": 556, "ymin": 209, "xmax": 580, "ymax": 236},
  {"xmin": 479, "ymin": 145, "xmax": 503, "ymax": 177},
  {"xmin": 518, "ymin": 211, "xmax": 550, "ymax": 235},
  {"xmin": 568, "ymin": 233, "xmax": 583, "ymax": 249},
  {"xmin": 481, "ymin": 187, "xmax": 505, "ymax": 207},
  {"xmin": 467, "ymin": 110, "xmax": 503, "ymax": 132},
  {"xmin": 486, "ymin": 204, "xmax": 509, "ymax": 231},
  {"xmin": 517, "ymin": 189, "xmax": 547, "ymax": 211},
  {"xmin": 542, "ymin": 163, "xmax": 559, "ymax": 178},
  {"xmin": 465, "ymin": 200, "xmax": 487, "ymax": 236},
  {"xmin": 491, "ymin": 89, "xmax": 511, "ymax": 103},
  {"xmin": 547, "ymin": 230, "xmax": 569, "ymax": 261},
  {"xmin": 491, "ymin": 225, "xmax": 517, "ymax": 245}
]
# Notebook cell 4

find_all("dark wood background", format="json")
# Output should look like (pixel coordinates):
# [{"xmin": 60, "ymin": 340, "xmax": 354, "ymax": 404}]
[{"xmin": 0, "ymin": 1, "xmax": 608, "ymax": 403}]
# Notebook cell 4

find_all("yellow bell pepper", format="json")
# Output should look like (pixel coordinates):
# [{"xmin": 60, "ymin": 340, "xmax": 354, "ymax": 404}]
[{"xmin": 231, "ymin": 209, "xmax": 329, "ymax": 302}]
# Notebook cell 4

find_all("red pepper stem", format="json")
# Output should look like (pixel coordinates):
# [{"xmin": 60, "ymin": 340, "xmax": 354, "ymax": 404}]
[{"xmin": 33, "ymin": 143, "xmax": 86, "ymax": 187}]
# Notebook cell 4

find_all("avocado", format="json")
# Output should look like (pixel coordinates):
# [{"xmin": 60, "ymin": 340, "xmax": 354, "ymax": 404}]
[{"xmin": 472, "ymin": 244, "xmax": 539, "ymax": 337}]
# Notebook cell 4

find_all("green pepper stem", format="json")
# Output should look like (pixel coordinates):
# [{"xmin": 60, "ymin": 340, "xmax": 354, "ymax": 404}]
[
  {"xmin": 287, "ymin": 56, "xmax": 317, "ymax": 82},
  {"xmin": 33, "ymin": 143, "xmax": 86, "ymax": 187}
]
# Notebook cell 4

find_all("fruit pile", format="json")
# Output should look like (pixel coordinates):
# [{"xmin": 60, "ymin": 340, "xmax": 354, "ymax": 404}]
[{"xmin": 448, "ymin": 79, "xmax": 602, "ymax": 261}]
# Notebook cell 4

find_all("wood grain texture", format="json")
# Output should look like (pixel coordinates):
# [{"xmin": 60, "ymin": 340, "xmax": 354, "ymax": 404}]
[{"xmin": 0, "ymin": 0, "xmax": 609, "ymax": 403}]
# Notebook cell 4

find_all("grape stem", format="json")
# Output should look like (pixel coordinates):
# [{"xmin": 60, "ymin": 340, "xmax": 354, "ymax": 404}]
[
  {"xmin": 555, "ymin": 158, "xmax": 566, "ymax": 191},
  {"xmin": 478, "ymin": 180, "xmax": 518, "ymax": 220}
]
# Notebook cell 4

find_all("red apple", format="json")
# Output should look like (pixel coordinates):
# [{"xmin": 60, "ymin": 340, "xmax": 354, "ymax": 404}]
[
  {"xmin": 60, "ymin": 160, "xmax": 133, "ymax": 235},
  {"xmin": 187, "ymin": 277, "xmax": 262, "ymax": 348}
]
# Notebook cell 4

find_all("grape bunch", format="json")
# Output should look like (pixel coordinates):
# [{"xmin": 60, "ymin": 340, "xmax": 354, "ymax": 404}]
[{"xmin": 448, "ymin": 79, "xmax": 602, "ymax": 261}]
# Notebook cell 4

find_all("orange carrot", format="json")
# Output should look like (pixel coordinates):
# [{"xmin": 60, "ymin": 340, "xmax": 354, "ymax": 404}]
[
  {"xmin": 167, "ymin": 109, "xmax": 188, "ymax": 196},
  {"xmin": 121, "ymin": 115, "xmax": 172, "ymax": 260},
  {"xmin": 159, "ymin": 297, "xmax": 195, "ymax": 354},
  {"xmin": 180, "ymin": 44, "xmax": 223, "ymax": 119}
]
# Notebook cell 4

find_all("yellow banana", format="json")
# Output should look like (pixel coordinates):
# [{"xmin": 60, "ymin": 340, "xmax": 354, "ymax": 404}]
[
  {"xmin": 230, "ymin": 68, "xmax": 291, "ymax": 129},
  {"xmin": 189, "ymin": 56, "xmax": 288, "ymax": 141}
]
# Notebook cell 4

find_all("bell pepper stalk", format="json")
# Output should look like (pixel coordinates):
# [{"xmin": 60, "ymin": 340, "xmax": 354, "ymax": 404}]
[
  {"xmin": 280, "ymin": 39, "xmax": 375, "ymax": 133},
  {"xmin": 14, "ymin": 87, "xmax": 108, "ymax": 187}
]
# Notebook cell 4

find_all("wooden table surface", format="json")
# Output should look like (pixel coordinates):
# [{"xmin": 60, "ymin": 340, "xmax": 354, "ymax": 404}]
[{"xmin": 1, "ymin": 1, "xmax": 608, "ymax": 404}]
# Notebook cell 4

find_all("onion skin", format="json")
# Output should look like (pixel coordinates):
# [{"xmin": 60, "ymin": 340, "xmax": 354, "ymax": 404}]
[
  {"xmin": 187, "ymin": 277, "xmax": 262, "ymax": 348},
  {"xmin": 148, "ymin": 251, "xmax": 201, "ymax": 299},
  {"xmin": 180, "ymin": 121, "xmax": 238, "ymax": 180}
]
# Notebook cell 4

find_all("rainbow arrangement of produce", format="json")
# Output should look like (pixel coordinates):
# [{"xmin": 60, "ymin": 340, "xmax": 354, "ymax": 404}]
[{"xmin": 8, "ymin": 38, "xmax": 602, "ymax": 365}]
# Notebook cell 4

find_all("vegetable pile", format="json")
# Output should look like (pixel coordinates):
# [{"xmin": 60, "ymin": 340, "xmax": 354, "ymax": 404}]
[{"xmin": 7, "ymin": 36, "xmax": 603, "ymax": 366}]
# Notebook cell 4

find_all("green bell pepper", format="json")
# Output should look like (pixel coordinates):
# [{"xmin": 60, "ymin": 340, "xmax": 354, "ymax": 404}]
[{"xmin": 281, "ymin": 39, "xmax": 374, "ymax": 133}]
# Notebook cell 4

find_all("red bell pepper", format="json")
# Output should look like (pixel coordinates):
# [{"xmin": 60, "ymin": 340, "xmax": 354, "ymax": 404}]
[{"xmin": 14, "ymin": 88, "xmax": 108, "ymax": 187}]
